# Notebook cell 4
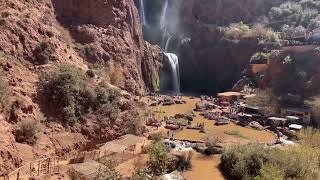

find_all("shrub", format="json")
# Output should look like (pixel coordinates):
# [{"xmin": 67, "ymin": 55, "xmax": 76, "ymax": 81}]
[
  {"xmin": 122, "ymin": 109, "xmax": 145, "ymax": 135},
  {"xmin": 33, "ymin": 41, "xmax": 56, "ymax": 65},
  {"xmin": 96, "ymin": 102, "xmax": 120, "ymax": 125},
  {"xmin": 221, "ymin": 143, "xmax": 320, "ymax": 180},
  {"xmin": 87, "ymin": 63, "xmax": 110, "ymax": 82},
  {"xmin": 175, "ymin": 151, "xmax": 193, "ymax": 171},
  {"xmin": 14, "ymin": 119, "xmax": 42, "ymax": 145},
  {"xmin": 249, "ymin": 25, "xmax": 281, "ymax": 47},
  {"xmin": 259, "ymin": 162, "xmax": 285, "ymax": 180},
  {"xmin": 152, "ymin": 72, "xmax": 160, "ymax": 92},
  {"xmin": 95, "ymin": 159, "xmax": 122, "ymax": 180},
  {"xmin": 147, "ymin": 141, "xmax": 175, "ymax": 176},
  {"xmin": 36, "ymin": 53, "xmax": 49, "ymax": 65},
  {"xmin": 250, "ymin": 52, "xmax": 271, "ymax": 64},
  {"xmin": 86, "ymin": 69, "xmax": 95, "ymax": 78},
  {"xmin": 109, "ymin": 63, "xmax": 124, "ymax": 87},
  {"xmin": 132, "ymin": 167, "xmax": 155, "ymax": 180},
  {"xmin": 75, "ymin": 44, "xmax": 100, "ymax": 63},
  {"xmin": 221, "ymin": 144, "xmax": 268, "ymax": 179},
  {"xmin": 42, "ymin": 64, "xmax": 88, "ymax": 124},
  {"xmin": 204, "ymin": 136, "xmax": 223, "ymax": 155},
  {"xmin": 297, "ymin": 127, "xmax": 320, "ymax": 148},
  {"xmin": 0, "ymin": 75, "xmax": 9, "ymax": 109},
  {"xmin": 246, "ymin": 90, "xmax": 279, "ymax": 116},
  {"xmin": 268, "ymin": 1, "xmax": 320, "ymax": 31},
  {"xmin": 148, "ymin": 131, "xmax": 166, "ymax": 142},
  {"xmin": 220, "ymin": 22, "xmax": 251, "ymax": 43},
  {"xmin": 41, "ymin": 64, "xmax": 120, "ymax": 125}
]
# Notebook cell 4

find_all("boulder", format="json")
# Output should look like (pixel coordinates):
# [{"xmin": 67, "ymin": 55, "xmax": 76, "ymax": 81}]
[{"xmin": 248, "ymin": 121, "xmax": 264, "ymax": 130}]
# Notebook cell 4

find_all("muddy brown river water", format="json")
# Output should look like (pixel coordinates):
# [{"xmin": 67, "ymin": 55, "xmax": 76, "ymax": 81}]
[{"xmin": 151, "ymin": 96, "xmax": 276, "ymax": 180}]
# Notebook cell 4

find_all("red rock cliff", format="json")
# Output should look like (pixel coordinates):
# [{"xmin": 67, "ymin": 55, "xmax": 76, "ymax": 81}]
[
  {"xmin": 0, "ymin": 0, "xmax": 161, "ymax": 173},
  {"xmin": 52, "ymin": 0, "xmax": 162, "ymax": 94}
]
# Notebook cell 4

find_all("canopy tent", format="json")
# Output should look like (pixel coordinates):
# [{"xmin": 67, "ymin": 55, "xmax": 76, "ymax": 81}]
[{"xmin": 289, "ymin": 124, "xmax": 303, "ymax": 130}]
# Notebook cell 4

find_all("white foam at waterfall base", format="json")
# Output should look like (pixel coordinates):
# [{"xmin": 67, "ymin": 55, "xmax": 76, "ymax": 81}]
[
  {"xmin": 139, "ymin": 0, "xmax": 147, "ymax": 26},
  {"xmin": 164, "ymin": 53, "xmax": 180, "ymax": 93}
]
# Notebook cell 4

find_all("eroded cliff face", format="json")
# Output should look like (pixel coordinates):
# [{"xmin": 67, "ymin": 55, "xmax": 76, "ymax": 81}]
[
  {"xmin": 52, "ymin": 0, "xmax": 163, "ymax": 95},
  {"xmin": 0, "ymin": 0, "xmax": 161, "ymax": 173}
]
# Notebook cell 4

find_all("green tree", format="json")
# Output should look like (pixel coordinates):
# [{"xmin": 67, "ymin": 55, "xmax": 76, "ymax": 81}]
[{"xmin": 147, "ymin": 141, "xmax": 174, "ymax": 176}]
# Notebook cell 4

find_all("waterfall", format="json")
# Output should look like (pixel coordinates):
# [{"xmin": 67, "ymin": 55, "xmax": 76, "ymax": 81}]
[
  {"xmin": 165, "ymin": 35, "xmax": 173, "ymax": 52},
  {"xmin": 164, "ymin": 53, "xmax": 180, "ymax": 93},
  {"xmin": 160, "ymin": 0, "xmax": 168, "ymax": 30},
  {"xmin": 139, "ymin": 0, "xmax": 147, "ymax": 26},
  {"xmin": 160, "ymin": 0, "xmax": 180, "ymax": 94}
]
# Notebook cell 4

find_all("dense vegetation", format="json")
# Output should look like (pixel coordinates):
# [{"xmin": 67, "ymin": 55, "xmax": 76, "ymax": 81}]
[
  {"xmin": 41, "ymin": 64, "xmax": 121, "ymax": 125},
  {"xmin": 268, "ymin": 0, "xmax": 320, "ymax": 34},
  {"xmin": 218, "ymin": 22, "xmax": 281, "ymax": 48},
  {"xmin": 133, "ymin": 139, "xmax": 194, "ymax": 179},
  {"xmin": 221, "ymin": 128, "xmax": 320, "ymax": 180}
]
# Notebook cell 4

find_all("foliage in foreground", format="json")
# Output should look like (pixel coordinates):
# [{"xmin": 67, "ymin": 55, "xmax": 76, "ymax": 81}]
[
  {"xmin": 133, "ymin": 141, "xmax": 176, "ymax": 179},
  {"xmin": 146, "ymin": 141, "xmax": 175, "ymax": 176},
  {"xmin": 221, "ymin": 129, "xmax": 320, "ymax": 180}
]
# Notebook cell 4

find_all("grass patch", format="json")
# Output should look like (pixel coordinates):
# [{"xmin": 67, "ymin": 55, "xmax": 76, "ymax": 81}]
[{"xmin": 224, "ymin": 130, "xmax": 251, "ymax": 140}]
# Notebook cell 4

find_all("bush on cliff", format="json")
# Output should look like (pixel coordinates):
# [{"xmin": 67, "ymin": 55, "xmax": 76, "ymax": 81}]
[
  {"xmin": 34, "ymin": 41, "xmax": 55, "ymax": 65},
  {"xmin": 122, "ymin": 109, "xmax": 145, "ymax": 135},
  {"xmin": 269, "ymin": 1, "xmax": 320, "ymax": 31},
  {"xmin": 41, "ymin": 64, "xmax": 120, "ymax": 125},
  {"xmin": 14, "ymin": 119, "xmax": 42, "ymax": 145},
  {"xmin": 250, "ymin": 52, "xmax": 271, "ymax": 64},
  {"xmin": 220, "ymin": 22, "xmax": 280, "ymax": 47},
  {"xmin": 0, "ymin": 75, "xmax": 9, "ymax": 109}
]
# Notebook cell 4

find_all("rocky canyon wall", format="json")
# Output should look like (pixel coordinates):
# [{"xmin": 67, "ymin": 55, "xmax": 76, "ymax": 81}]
[
  {"xmin": 52, "ymin": 0, "xmax": 162, "ymax": 95},
  {"xmin": 141, "ymin": 0, "xmax": 285, "ymax": 94},
  {"xmin": 0, "ymin": 0, "xmax": 161, "ymax": 173}
]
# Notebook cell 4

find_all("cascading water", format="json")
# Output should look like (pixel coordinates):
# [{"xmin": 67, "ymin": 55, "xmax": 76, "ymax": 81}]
[
  {"xmin": 164, "ymin": 53, "xmax": 180, "ymax": 93},
  {"xmin": 165, "ymin": 35, "xmax": 173, "ymax": 52},
  {"xmin": 137, "ymin": 0, "xmax": 180, "ymax": 94},
  {"xmin": 160, "ymin": 0, "xmax": 168, "ymax": 30},
  {"xmin": 160, "ymin": 0, "xmax": 169, "ymax": 48},
  {"xmin": 160, "ymin": 0, "xmax": 180, "ymax": 94},
  {"xmin": 139, "ymin": 0, "xmax": 147, "ymax": 26}
]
